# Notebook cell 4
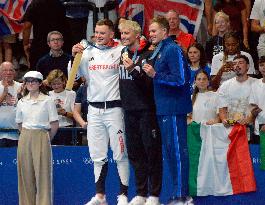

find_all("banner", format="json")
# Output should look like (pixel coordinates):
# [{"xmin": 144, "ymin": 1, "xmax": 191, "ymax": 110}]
[{"xmin": 0, "ymin": 145, "xmax": 264, "ymax": 204}]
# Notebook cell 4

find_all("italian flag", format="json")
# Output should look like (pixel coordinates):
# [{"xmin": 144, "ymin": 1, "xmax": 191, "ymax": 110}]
[{"xmin": 188, "ymin": 122, "xmax": 256, "ymax": 196}]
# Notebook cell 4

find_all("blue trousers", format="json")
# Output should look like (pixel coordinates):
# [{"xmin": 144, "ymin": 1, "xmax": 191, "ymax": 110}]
[{"xmin": 157, "ymin": 114, "xmax": 189, "ymax": 198}]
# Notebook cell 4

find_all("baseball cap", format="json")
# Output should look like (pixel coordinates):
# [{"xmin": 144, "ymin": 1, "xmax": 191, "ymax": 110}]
[{"xmin": 23, "ymin": 71, "xmax": 43, "ymax": 81}]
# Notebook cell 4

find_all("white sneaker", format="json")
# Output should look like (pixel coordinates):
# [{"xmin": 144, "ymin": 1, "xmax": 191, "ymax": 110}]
[
  {"xmin": 84, "ymin": 195, "xmax": 108, "ymax": 205},
  {"xmin": 117, "ymin": 194, "xmax": 128, "ymax": 205},
  {"xmin": 129, "ymin": 196, "xmax": 146, "ymax": 205},
  {"xmin": 184, "ymin": 196, "xmax": 194, "ymax": 205},
  {"xmin": 145, "ymin": 196, "xmax": 160, "ymax": 205}
]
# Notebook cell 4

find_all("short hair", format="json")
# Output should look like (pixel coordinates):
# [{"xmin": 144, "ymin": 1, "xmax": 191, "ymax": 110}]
[
  {"xmin": 96, "ymin": 19, "xmax": 114, "ymax": 31},
  {"xmin": 150, "ymin": 15, "xmax": 170, "ymax": 33},
  {"xmin": 0, "ymin": 61, "xmax": 15, "ymax": 72},
  {"xmin": 259, "ymin": 56, "xmax": 265, "ymax": 64},
  {"xmin": 233, "ymin": 54, "xmax": 249, "ymax": 64},
  {"xmin": 47, "ymin": 31, "xmax": 63, "ymax": 42},
  {"xmin": 166, "ymin": 9, "xmax": 180, "ymax": 17},
  {"xmin": 46, "ymin": 69, "xmax": 67, "ymax": 85},
  {"xmin": 118, "ymin": 20, "xmax": 142, "ymax": 35},
  {"xmin": 214, "ymin": 11, "xmax": 230, "ymax": 24}
]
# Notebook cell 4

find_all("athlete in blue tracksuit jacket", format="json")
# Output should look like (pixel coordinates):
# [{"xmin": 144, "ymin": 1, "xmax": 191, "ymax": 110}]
[{"xmin": 143, "ymin": 16, "xmax": 192, "ymax": 203}]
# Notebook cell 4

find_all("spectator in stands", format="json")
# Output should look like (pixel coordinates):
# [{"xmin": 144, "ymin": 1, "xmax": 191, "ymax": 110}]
[
  {"xmin": 86, "ymin": 0, "xmax": 117, "ymax": 40},
  {"xmin": 249, "ymin": 56, "xmax": 265, "ymax": 136},
  {"xmin": 213, "ymin": 0, "xmax": 249, "ymax": 49},
  {"xmin": 211, "ymin": 31, "xmax": 255, "ymax": 90},
  {"xmin": 0, "ymin": 34, "xmax": 16, "ymax": 63},
  {"xmin": 165, "ymin": 10, "xmax": 195, "ymax": 53},
  {"xmin": 0, "ymin": 62, "xmax": 22, "ymax": 147},
  {"xmin": 36, "ymin": 31, "xmax": 71, "ymax": 79},
  {"xmin": 22, "ymin": 0, "xmax": 70, "ymax": 69},
  {"xmin": 114, "ymin": 17, "xmax": 127, "ymax": 39},
  {"xmin": 73, "ymin": 83, "xmax": 88, "ymax": 145},
  {"xmin": 250, "ymin": 0, "xmax": 265, "ymax": 58},
  {"xmin": 205, "ymin": 11, "xmax": 230, "ymax": 64},
  {"xmin": 47, "ymin": 69, "xmax": 76, "ymax": 145},
  {"xmin": 73, "ymin": 83, "xmax": 87, "ymax": 128},
  {"xmin": 188, "ymin": 70, "xmax": 219, "ymax": 124},
  {"xmin": 16, "ymin": 71, "xmax": 59, "ymax": 205},
  {"xmin": 187, "ymin": 43, "xmax": 211, "ymax": 93},
  {"xmin": 61, "ymin": 0, "xmax": 90, "ymax": 45},
  {"xmin": 218, "ymin": 55, "xmax": 256, "ymax": 128}
]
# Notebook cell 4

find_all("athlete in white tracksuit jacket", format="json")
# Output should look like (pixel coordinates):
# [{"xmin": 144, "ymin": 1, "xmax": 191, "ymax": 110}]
[{"xmin": 73, "ymin": 19, "xmax": 129, "ymax": 205}]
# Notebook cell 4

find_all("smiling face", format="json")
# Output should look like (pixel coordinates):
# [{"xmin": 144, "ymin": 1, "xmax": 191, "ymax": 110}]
[
  {"xmin": 215, "ymin": 16, "xmax": 229, "ymax": 34},
  {"xmin": 149, "ymin": 22, "xmax": 167, "ymax": 45},
  {"xmin": 120, "ymin": 28, "xmax": 139, "ymax": 47},
  {"xmin": 94, "ymin": 25, "xmax": 114, "ymax": 45},
  {"xmin": 0, "ymin": 62, "xmax": 15, "ymax": 81},
  {"xmin": 50, "ymin": 77, "xmax": 65, "ymax": 93}
]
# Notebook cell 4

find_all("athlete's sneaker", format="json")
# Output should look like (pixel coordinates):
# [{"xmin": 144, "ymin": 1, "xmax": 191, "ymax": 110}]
[
  {"xmin": 117, "ymin": 194, "xmax": 128, "ymax": 205},
  {"xmin": 145, "ymin": 196, "xmax": 160, "ymax": 205},
  {"xmin": 84, "ymin": 195, "xmax": 108, "ymax": 205},
  {"xmin": 129, "ymin": 196, "xmax": 146, "ymax": 205},
  {"xmin": 167, "ymin": 197, "xmax": 185, "ymax": 205}
]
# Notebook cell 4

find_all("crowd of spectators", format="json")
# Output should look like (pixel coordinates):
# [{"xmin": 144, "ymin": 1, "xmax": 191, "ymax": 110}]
[{"xmin": 0, "ymin": 0, "xmax": 265, "ymax": 147}]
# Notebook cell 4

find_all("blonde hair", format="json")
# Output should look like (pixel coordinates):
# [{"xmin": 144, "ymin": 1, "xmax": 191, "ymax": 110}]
[
  {"xmin": 119, "ymin": 20, "xmax": 142, "ymax": 35},
  {"xmin": 214, "ymin": 11, "xmax": 230, "ymax": 24},
  {"xmin": 46, "ymin": 69, "xmax": 67, "ymax": 85}
]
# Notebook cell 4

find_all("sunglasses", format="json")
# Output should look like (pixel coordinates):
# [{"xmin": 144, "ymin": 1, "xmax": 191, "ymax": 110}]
[{"xmin": 25, "ymin": 78, "xmax": 40, "ymax": 84}]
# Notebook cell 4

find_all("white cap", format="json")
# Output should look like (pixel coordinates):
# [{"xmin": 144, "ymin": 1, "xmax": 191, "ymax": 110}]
[{"xmin": 23, "ymin": 71, "xmax": 43, "ymax": 81}]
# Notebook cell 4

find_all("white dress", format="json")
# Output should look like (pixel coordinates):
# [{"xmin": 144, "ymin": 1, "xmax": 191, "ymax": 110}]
[{"xmin": 192, "ymin": 91, "xmax": 218, "ymax": 123}]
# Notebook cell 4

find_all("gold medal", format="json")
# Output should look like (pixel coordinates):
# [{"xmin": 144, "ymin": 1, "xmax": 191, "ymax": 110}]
[{"xmin": 122, "ymin": 52, "xmax": 129, "ymax": 60}]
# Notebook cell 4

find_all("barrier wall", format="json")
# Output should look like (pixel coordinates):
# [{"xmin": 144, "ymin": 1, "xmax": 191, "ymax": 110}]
[{"xmin": 0, "ymin": 145, "xmax": 264, "ymax": 205}]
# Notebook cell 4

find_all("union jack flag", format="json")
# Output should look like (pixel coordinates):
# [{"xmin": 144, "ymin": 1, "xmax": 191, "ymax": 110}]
[
  {"xmin": 0, "ymin": 0, "xmax": 32, "ymax": 36},
  {"xmin": 118, "ymin": 0, "xmax": 204, "ymax": 37}
]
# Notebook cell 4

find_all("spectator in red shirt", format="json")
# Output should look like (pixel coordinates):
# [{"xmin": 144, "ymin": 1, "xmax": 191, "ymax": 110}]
[{"xmin": 165, "ymin": 10, "xmax": 195, "ymax": 54}]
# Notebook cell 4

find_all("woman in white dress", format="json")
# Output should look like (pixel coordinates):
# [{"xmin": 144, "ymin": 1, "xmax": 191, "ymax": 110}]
[{"xmin": 188, "ymin": 70, "xmax": 220, "ymax": 124}]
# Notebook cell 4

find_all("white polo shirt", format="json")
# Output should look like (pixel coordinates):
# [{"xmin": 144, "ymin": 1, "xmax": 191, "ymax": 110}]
[
  {"xmin": 16, "ymin": 93, "xmax": 58, "ymax": 130},
  {"xmin": 211, "ymin": 51, "xmax": 256, "ymax": 85}
]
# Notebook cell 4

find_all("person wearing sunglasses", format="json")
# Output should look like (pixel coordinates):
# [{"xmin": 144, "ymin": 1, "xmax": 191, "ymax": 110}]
[{"xmin": 15, "ymin": 71, "xmax": 59, "ymax": 205}]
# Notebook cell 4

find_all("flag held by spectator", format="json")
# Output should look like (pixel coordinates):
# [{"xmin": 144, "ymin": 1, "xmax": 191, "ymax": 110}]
[
  {"xmin": 188, "ymin": 122, "xmax": 256, "ymax": 196},
  {"xmin": 118, "ymin": 0, "xmax": 204, "ymax": 37},
  {"xmin": 0, "ymin": 0, "xmax": 32, "ymax": 36}
]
